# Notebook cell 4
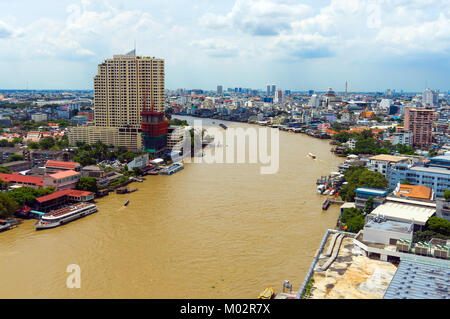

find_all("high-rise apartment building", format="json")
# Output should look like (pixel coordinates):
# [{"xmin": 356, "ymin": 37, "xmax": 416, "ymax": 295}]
[
  {"xmin": 274, "ymin": 89, "xmax": 283, "ymax": 103},
  {"xmin": 266, "ymin": 85, "xmax": 270, "ymax": 96},
  {"xmin": 404, "ymin": 107, "xmax": 434, "ymax": 147},
  {"xmin": 271, "ymin": 84, "xmax": 276, "ymax": 96},
  {"xmin": 217, "ymin": 85, "xmax": 223, "ymax": 96},
  {"xmin": 69, "ymin": 50, "xmax": 166, "ymax": 153},
  {"xmin": 422, "ymin": 89, "xmax": 439, "ymax": 107}
]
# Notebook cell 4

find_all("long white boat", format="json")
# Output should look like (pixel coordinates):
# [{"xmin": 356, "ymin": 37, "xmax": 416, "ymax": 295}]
[{"xmin": 34, "ymin": 203, "xmax": 98, "ymax": 230}]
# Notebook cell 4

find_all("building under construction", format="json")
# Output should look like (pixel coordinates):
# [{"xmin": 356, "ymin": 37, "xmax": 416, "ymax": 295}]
[{"xmin": 69, "ymin": 50, "xmax": 167, "ymax": 154}]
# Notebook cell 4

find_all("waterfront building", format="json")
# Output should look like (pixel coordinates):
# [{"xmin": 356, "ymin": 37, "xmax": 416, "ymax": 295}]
[
  {"xmin": 354, "ymin": 187, "xmax": 389, "ymax": 210},
  {"xmin": 389, "ymin": 155, "xmax": 450, "ymax": 198},
  {"xmin": 69, "ymin": 50, "xmax": 165, "ymax": 153},
  {"xmin": 34, "ymin": 188, "xmax": 94, "ymax": 213},
  {"xmin": 404, "ymin": 106, "xmax": 434, "ymax": 147},
  {"xmin": 367, "ymin": 154, "xmax": 409, "ymax": 178}
]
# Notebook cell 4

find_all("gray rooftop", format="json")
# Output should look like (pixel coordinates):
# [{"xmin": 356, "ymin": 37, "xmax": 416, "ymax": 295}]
[
  {"xmin": 410, "ymin": 166, "xmax": 450, "ymax": 175},
  {"xmin": 383, "ymin": 256, "xmax": 450, "ymax": 299},
  {"xmin": 365, "ymin": 219, "xmax": 413, "ymax": 234}
]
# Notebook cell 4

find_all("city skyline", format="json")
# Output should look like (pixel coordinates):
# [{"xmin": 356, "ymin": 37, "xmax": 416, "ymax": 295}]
[{"xmin": 0, "ymin": 0, "xmax": 449, "ymax": 91}]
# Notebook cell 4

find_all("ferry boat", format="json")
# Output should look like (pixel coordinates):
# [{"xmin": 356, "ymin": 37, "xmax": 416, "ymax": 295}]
[
  {"xmin": 34, "ymin": 203, "xmax": 98, "ymax": 230},
  {"xmin": 160, "ymin": 162, "xmax": 184, "ymax": 175}
]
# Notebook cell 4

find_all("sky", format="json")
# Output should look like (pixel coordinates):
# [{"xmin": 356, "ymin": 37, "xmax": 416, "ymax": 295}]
[{"xmin": 0, "ymin": 0, "xmax": 449, "ymax": 92}]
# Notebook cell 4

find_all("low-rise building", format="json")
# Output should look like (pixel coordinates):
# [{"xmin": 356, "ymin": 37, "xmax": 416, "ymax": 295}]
[
  {"xmin": 354, "ymin": 187, "xmax": 389, "ymax": 210},
  {"xmin": 43, "ymin": 170, "xmax": 81, "ymax": 190}
]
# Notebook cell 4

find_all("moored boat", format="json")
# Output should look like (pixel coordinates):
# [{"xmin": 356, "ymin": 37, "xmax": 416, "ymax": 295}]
[{"xmin": 34, "ymin": 203, "xmax": 98, "ymax": 230}]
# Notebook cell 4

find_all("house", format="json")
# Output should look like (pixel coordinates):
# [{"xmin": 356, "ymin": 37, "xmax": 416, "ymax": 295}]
[
  {"xmin": 367, "ymin": 154, "xmax": 409, "ymax": 178},
  {"xmin": 34, "ymin": 189, "xmax": 94, "ymax": 213}
]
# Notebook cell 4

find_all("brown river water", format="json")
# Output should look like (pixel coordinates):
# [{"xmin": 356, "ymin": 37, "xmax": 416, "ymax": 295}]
[{"xmin": 0, "ymin": 117, "xmax": 343, "ymax": 298}]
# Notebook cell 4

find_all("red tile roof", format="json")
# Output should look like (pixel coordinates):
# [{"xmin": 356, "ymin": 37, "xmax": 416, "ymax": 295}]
[
  {"xmin": 0, "ymin": 173, "xmax": 43, "ymax": 186},
  {"xmin": 45, "ymin": 160, "xmax": 79, "ymax": 169},
  {"xmin": 35, "ymin": 189, "xmax": 93, "ymax": 203}
]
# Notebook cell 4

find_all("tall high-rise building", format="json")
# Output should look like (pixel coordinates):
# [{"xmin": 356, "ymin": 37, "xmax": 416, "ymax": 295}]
[
  {"xmin": 217, "ymin": 85, "xmax": 223, "ymax": 95},
  {"xmin": 404, "ymin": 107, "xmax": 434, "ymax": 147},
  {"xmin": 69, "ymin": 50, "xmax": 166, "ymax": 153},
  {"xmin": 274, "ymin": 89, "xmax": 283, "ymax": 103},
  {"xmin": 266, "ymin": 85, "xmax": 271, "ymax": 96},
  {"xmin": 271, "ymin": 84, "xmax": 276, "ymax": 96},
  {"xmin": 423, "ymin": 89, "xmax": 439, "ymax": 107}
]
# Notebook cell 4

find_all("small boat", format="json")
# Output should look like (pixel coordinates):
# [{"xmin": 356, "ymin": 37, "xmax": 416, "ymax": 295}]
[
  {"xmin": 124, "ymin": 200, "xmax": 130, "ymax": 206},
  {"xmin": 308, "ymin": 152, "xmax": 316, "ymax": 159},
  {"xmin": 258, "ymin": 287, "xmax": 274, "ymax": 299},
  {"xmin": 317, "ymin": 184, "xmax": 326, "ymax": 194},
  {"xmin": 323, "ymin": 189, "xmax": 330, "ymax": 195}
]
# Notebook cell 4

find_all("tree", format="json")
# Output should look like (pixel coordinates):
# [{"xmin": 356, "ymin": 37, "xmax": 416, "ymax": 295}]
[
  {"xmin": 339, "ymin": 166, "xmax": 388, "ymax": 202},
  {"xmin": 39, "ymin": 136, "xmax": 56, "ymax": 150},
  {"xmin": 6, "ymin": 154, "xmax": 24, "ymax": 162},
  {"xmin": 346, "ymin": 214, "xmax": 365, "ymax": 233},
  {"xmin": 444, "ymin": 189, "xmax": 450, "ymax": 201},
  {"xmin": 27, "ymin": 141, "xmax": 40, "ymax": 149},
  {"xmin": 6, "ymin": 187, "xmax": 55, "ymax": 206},
  {"xmin": 76, "ymin": 177, "xmax": 98, "ymax": 193},
  {"xmin": 0, "ymin": 193, "xmax": 18, "ymax": 218},
  {"xmin": 132, "ymin": 167, "xmax": 143, "ymax": 176},
  {"xmin": 364, "ymin": 197, "xmax": 374, "ymax": 215},
  {"xmin": 427, "ymin": 217, "xmax": 450, "ymax": 236}
]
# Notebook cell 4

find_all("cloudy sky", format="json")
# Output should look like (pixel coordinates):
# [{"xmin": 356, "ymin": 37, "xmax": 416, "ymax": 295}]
[{"xmin": 0, "ymin": 0, "xmax": 449, "ymax": 92}]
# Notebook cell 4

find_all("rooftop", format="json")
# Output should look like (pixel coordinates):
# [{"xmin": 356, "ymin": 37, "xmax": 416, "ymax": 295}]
[
  {"xmin": 45, "ymin": 160, "xmax": 79, "ymax": 169},
  {"xmin": 383, "ymin": 256, "xmax": 450, "ymax": 299},
  {"xmin": 396, "ymin": 184, "xmax": 432, "ymax": 200},
  {"xmin": 0, "ymin": 173, "xmax": 43, "ymax": 186},
  {"xmin": 364, "ymin": 219, "xmax": 413, "ymax": 234},
  {"xmin": 355, "ymin": 187, "xmax": 389, "ymax": 196},
  {"xmin": 49, "ymin": 169, "xmax": 80, "ymax": 180},
  {"xmin": 369, "ymin": 154, "xmax": 409, "ymax": 162},
  {"xmin": 369, "ymin": 199, "xmax": 436, "ymax": 225}
]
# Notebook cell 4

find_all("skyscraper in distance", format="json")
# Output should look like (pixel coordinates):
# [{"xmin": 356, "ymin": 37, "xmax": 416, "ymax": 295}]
[
  {"xmin": 271, "ymin": 84, "xmax": 276, "ymax": 96},
  {"xmin": 217, "ymin": 85, "xmax": 223, "ymax": 96}
]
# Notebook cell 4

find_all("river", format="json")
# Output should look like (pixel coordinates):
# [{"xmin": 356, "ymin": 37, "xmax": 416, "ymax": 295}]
[{"xmin": 0, "ymin": 116, "xmax": 343, "ymax": 298}]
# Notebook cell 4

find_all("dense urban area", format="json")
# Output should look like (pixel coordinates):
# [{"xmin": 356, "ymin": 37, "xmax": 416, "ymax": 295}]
[{"xmin": 0, "ymin": 52, "xmax": 449, "ymax": 300}]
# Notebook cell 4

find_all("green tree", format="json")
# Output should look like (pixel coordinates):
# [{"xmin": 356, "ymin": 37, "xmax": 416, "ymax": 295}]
[
  {"xmin": 364, "ymin": 197, "xmax": 374, "ymax": 215},
  {"xmin": 6, "ymin": 154, "xmax": 24, "ymax": 162},
  {"xmin": 346, "ymin": 214, "xmax": 365, "ymax": 233},
  {"xmin": 76, "ymin": 177, "xmax": 98, "ymax": 193},
  {"xmin": 39, "ymin": 136, "xmax": 56, "ymax": 150},
  {"xmin": 27, "ymin": 141, "xmax": 40, "ymax": 149},
  {"xmin": 339, "ymin": 166, "xmax": 388, "ymax": 202},
  {"xmin": 6, "ymin": 187, "xmax": 55, "ymax": 206},
  {"xmin": 444, "ymin": 189, "xmax": 450, "ymax": 201},
  {"xmin": 0, "ymin": 193, "xmax": 18, "ymax": 218},
  {"xmin": 427, "ymin": 217, "xmax": 450, "ymax": 236}
]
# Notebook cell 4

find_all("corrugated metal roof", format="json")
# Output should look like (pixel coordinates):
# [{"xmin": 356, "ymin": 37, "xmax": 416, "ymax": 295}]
[{"xmin": 384, "ymin": 256, "xmax": 450, "ymax": 299}]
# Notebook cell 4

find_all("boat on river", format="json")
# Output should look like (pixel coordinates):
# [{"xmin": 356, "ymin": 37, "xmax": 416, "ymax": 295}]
[
  {"xmin": 34, "ymin": 203, "xmax": 98, "ymax": 230},
  {"xmin": 308, "ymin": 152, "xmax": 316, "ymax": 159}
]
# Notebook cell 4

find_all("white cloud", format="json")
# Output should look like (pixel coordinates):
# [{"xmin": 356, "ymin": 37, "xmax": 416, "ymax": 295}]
[{"xmin": 190, "ymin": 38, "xmax": 239, "ymax": 58}]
